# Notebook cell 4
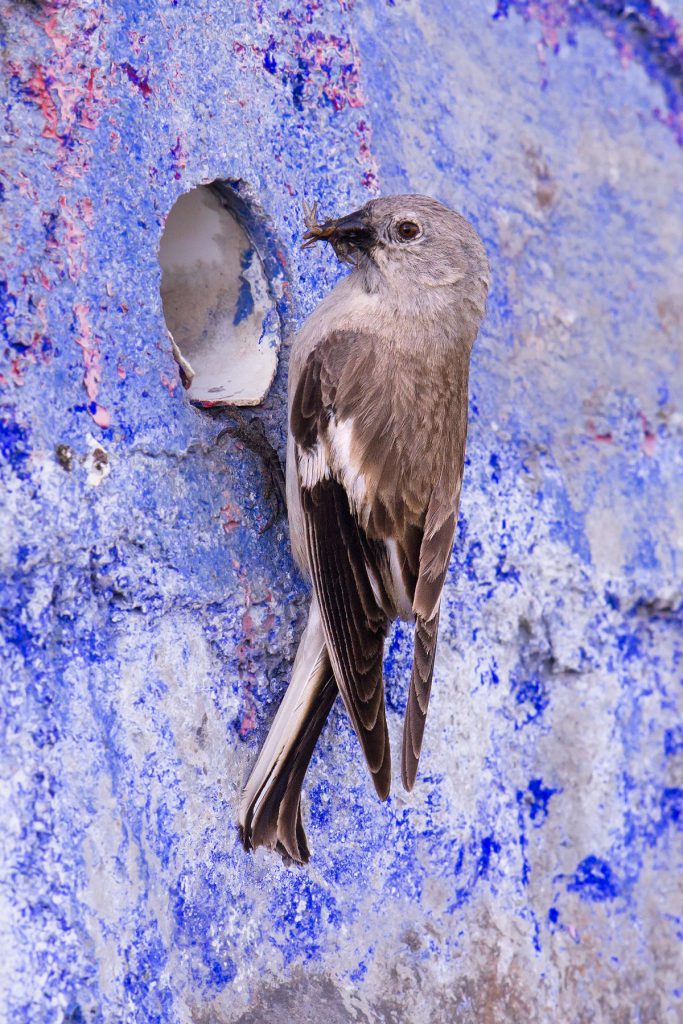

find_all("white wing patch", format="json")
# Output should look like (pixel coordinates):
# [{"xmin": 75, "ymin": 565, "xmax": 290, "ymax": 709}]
[
  {"xmin": 296, "ymin": 416, "xmax": 367, "ymax": 508},
  {"xmin": 329, "ymin": 417, "xmax": 368, "ymax": 518},
  {"xmin": 297, "ymin": 441, "xmax": 329, "ymax": 489},
  {"xmin": 386, "ymin": 537, "xmax": 413, "ymax": 621}
]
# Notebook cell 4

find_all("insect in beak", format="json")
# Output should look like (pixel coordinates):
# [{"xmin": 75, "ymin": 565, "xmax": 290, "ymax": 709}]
[
  {"xmin": 301, "ymin": 201, "xmax": 375, "ymax": 259},
  {"xmin": 301, "ymin": 201, "xmax": 337, "ymax": 249}
]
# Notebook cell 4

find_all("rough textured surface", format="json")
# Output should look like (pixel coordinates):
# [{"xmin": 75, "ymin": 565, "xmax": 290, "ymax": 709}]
[{"xmin": 1, "ymin": 1, "xmax": 682, "ymax": 1021}]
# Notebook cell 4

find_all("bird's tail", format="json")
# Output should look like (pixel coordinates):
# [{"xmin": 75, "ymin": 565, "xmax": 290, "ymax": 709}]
[{"xmin": 238, "ymin": 598, "xmax": 337, "ymax": 863}]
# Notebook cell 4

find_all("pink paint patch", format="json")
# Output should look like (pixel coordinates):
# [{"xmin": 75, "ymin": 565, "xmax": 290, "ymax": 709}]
[
  {"xmin": 79, "ymin": 69, "xmax": 104, "ymax": 131},
  {"xmin": 79, "ymin": 196, "xmax": 95, "ymax": 229},
  {"xmin": 73, "ymin": 302, "xmax": 111, "ymax": 428},
  {"xmin": 92, "ymin": 404, "xmax": 111, "ymax": 429},
  {"xmin": 120, "ymin": 62, "xmax": 153, "ymax": 99},
  {"xmin": 239, "ymin": 704, "xmax": 257, "ymax": 739},
  {"xmin": 10, "ymin": 359, "xmax": 25, "ymax": 386},
  {"xmin": 586, "ymin": 419, "xmax": 613, "ymax": 444},
  {"xmin": 160, "ymin": 371, "xmax": 178, "ymax": 396},
  {"xmin": 170, "ymin": 136, "xmax": 187, "ymax": 181},
  {"xmin": 21, "ymin": 8, "xmax": 107, "ymax": 171},
  {"xmin": 8, "ymin": 6, "xmax": 110, "ymax": 386},
  {"xmin": 221, "ymin": 500, "xmax": 242, "ymax": 532},
  {"xmin": 25, "ymin": 63, "xmax": 61, "ymax": 141},
  {"xmin": 44, "ymin": 11, "xmax": 73, "ymax": 58},
  {"xmin": 639, "ymin": 412, "xmax": 656, "ymax": 456},
  {"xmin": 16, "ymin": 171, "xmax": 38, "ymax": 201},
  {"xmin": 58, "ymin": 195, "xmax": 88, "ymax": 282}
]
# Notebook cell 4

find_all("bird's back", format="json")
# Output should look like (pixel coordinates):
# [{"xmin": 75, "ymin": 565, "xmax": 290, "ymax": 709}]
[{"xmin": 287, "ymin": 274, "xmax": 473, "ymax": 617}]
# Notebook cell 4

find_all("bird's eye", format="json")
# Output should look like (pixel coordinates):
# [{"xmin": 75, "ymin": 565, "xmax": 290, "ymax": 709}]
[{"xmin": 397, "ymin": 220, "xmax": 420, "ymax": 241}]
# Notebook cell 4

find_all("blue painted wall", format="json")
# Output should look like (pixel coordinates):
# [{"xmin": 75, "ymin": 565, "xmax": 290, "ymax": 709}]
[{"xmin": 1, "ymin": 1, "xmax": 681, "ymax": 1021}]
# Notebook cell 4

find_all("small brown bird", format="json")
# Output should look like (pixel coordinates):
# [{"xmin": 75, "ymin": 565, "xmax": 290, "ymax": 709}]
[{"xmin": 239, "ymin": 195, "xmax": 490, "ymax": 861}]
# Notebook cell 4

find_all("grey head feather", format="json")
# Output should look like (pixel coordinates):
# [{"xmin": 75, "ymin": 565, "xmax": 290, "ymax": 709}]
[{"xmin": 303, "ymin": 193, "xmax": 490, "ymax": 319}]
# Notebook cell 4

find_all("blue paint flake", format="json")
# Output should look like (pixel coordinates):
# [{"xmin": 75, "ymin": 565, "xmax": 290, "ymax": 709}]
[
  {"xmin": 567, "ymin": 856, "xmax": 618, "ymax": 903},
  {"xmin": 234, "ymin": 247, "xmax": 256, "ymax": 326},
  {"xmin": 0, "ymin": 409, "xmax": 32, "ymax": 481},
  {"xmin": 664, "ymin": 727, "xmax": 683, "ymax": 758},
  {"xmin": 476, "ymin": 835, "xmax": 501, "ymax": 879},
  {"xmin": 511, "ymin": 672, "xmax": 550, "ymax": 728},
  {"xmin": 264, "ymin": 38, "xmax": 278, "ymax": 73},
  {"xmin": 524, "ymin": 778, "xmax": 559, "ymax": 824},
  {"xmin": 660, "ymin": 788, "xmax": 682, "ymax": 830}
]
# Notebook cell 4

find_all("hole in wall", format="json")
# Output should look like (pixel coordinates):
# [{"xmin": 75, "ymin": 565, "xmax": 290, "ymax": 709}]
[{"xmin": 158, "ymin": 181, "xmax": 281, "ymax": 406}]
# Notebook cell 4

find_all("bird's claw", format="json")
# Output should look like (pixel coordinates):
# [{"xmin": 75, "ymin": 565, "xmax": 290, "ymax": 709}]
[{"xmin": 217, "ymin": 411, "xmax": 286, "ymax": 533}]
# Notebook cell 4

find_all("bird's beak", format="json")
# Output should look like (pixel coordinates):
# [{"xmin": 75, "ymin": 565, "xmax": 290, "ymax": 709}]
[
  {"xmin": 326, "ymin": 211, "xmax": 375, "ymax": 252},
  {"xmin": 302, "ymin": 206, "xmax": 375, "ymax": 256}
]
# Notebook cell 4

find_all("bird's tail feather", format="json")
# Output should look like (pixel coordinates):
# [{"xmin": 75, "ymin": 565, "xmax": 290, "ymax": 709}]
[{"xmin": 238, "ymin": 599, "xmax": 337, "ymax": 863}]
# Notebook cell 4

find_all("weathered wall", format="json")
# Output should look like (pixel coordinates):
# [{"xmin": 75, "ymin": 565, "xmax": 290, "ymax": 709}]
[{"xmin": 1, "ymin": 1, "xmax": 682, "ymax": 1021}]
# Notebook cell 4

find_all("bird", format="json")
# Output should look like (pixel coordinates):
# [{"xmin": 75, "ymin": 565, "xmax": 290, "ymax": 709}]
[{"xmin": 238, "ymin": 194, "xmax": 490, "ymax": 862}]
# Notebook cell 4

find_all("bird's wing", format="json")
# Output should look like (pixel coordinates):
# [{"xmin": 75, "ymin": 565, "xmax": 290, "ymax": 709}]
[
  {"xmin": 402, "ymin": 489, "xmax": 460, "ymax": 791},
  {"xmin": 290, "ymin": 335, "xmax": 392, "ymax": 799}
]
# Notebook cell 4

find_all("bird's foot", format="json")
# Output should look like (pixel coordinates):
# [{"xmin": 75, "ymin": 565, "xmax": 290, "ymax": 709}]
[{"xmin": 217, "ymin": 410, "xmax": 286, "ymax": 533}]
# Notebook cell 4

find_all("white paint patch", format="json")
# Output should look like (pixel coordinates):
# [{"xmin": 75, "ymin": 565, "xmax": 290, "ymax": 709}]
[{"xmin": 85, "ymin": 435, "xmax": 110, "ymax": 488}]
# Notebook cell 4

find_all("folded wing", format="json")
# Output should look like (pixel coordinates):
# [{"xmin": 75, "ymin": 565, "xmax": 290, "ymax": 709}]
[
  {"xmin": 291, "ymin": 339, "xmax": 392, "ymax": 799},
  {"xmin": 402, "ymin": 497, "xmax": 459, "ymax": 790}
]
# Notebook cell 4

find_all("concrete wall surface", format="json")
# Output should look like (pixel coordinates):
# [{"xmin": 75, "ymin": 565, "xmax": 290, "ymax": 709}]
[{"xmin": 1, "ymin": 0, "xmax": 682, "ymax": 1021}]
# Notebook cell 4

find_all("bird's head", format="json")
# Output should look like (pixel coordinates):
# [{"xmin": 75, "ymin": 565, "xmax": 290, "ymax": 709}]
[{"xmin": 302, "ymin": 194, "xmax": 489, "ymax": 309}]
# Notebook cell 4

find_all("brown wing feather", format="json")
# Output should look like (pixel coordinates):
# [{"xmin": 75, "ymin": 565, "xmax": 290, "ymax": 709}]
[
  {"xmin": 401, "ymin": 500, "xmax": 459, "ymax": 790},
  {"xmin": 402, "ymin": 610, "xmax": 440, "ymax": 791},
  {"xmin": 301, "ymin": 477, "xmax": 391, "ymax": 798},
  {"xmin": 292, "ymin": 345, "xmax": 392, "ymax": 799}
]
